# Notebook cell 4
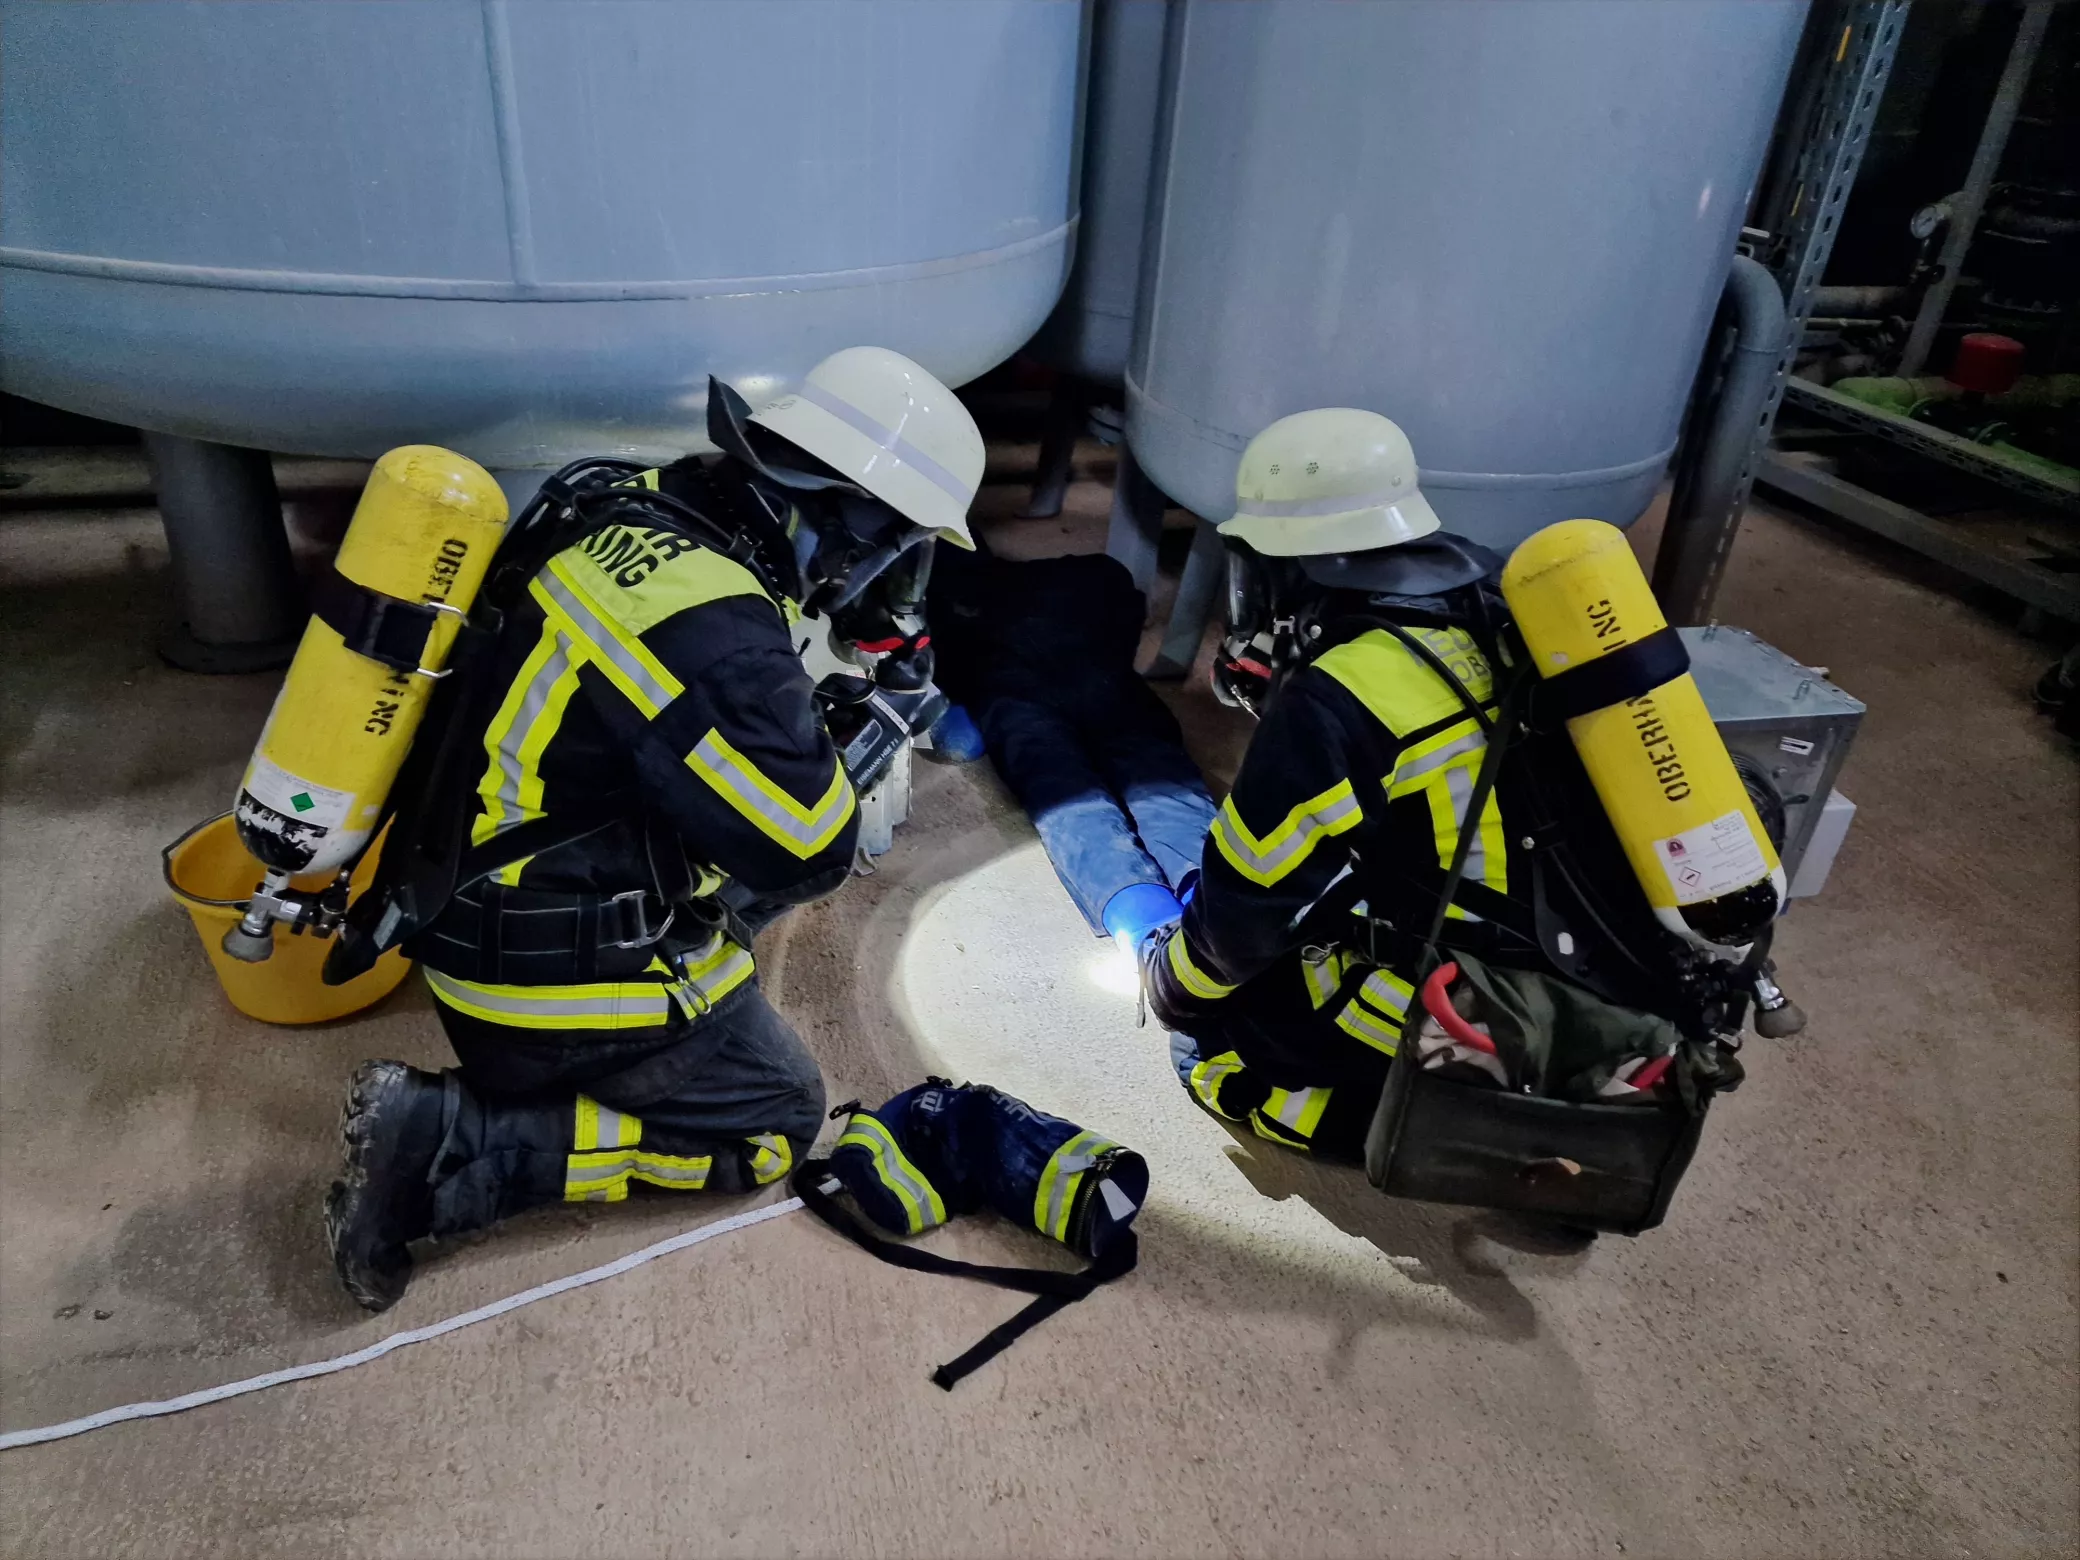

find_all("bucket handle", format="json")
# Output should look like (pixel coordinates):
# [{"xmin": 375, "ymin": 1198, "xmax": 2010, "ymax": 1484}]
[{"xmin": 162, "ymin": 810, "xmax": 251, "ymax": 910}]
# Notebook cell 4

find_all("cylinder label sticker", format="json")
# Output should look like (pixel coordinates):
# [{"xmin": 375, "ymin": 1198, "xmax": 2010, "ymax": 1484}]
[
  {"xmin": 240, "ymin": 756, "xmax": 353, "ymax": 833},
  {"xmin": 1654, "ymin": 811, "xmax": 1768, "ymax": 904}
]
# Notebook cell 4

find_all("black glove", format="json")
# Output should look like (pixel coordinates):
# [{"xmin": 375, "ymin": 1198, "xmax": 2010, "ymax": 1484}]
[{"xmin": 1139, "ymin": 924, "xmax": 1214, "ymax": 1033}]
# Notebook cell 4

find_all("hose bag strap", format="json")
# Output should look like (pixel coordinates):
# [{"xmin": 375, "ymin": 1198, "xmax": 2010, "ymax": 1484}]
[
  {"xmin": 1535, "ymin": 626, "xmax": 1690, "ymax": 724},
  {"xmin": 310, "ymin": 565, "xmax": 446, "ymax": 675},
  {"xmin": 790, "ymin": 1159, "xmax": 1137, "ymax": 1391}
]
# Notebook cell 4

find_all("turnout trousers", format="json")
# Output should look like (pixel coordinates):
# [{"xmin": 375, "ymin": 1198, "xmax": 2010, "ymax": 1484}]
[
  {"xmin": 421, "ymin": 978, "xmax": 825, "ymax": 1238},
  {"xmin": 1165, "ymin": 942, "xmax": 1414, "ymax": 1162}
]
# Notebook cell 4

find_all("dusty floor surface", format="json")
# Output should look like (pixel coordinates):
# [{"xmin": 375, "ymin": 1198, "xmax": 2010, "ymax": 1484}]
[{"xmin": 1, "ymin": 441, "xmax": 2075, "ymax": 1558}]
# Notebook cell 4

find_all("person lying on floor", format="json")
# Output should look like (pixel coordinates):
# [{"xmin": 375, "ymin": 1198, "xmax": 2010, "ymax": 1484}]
[{"xmin": 927, "ymin": 539, "xmax": 1216, "ymax": 948}]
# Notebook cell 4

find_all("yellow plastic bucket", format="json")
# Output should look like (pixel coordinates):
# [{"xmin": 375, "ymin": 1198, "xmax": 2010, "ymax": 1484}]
[{"xmin": 163, "ymin": 813, "xmax": 413, "ymax": 1024}]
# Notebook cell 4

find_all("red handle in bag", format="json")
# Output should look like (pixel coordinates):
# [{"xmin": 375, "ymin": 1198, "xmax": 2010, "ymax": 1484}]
[{"xmin": 1420, "ymin": 962, "xmax": 1499, "ymax": 1056}]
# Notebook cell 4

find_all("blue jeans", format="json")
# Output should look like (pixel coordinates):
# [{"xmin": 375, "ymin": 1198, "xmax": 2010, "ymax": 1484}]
[{"xmin": 977, "ymin": 675, "xmax": 1214, "ymax": 933}]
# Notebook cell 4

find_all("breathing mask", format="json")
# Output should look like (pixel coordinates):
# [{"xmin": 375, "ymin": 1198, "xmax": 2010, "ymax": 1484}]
[
  {"xmin": 709, "ymin": 376, "xmax": 939, "ymax": 685},
  {"xmin": 1213, "ymin": 534, "xmax": 1507, "ymax": 717},
  {"xmin": 1213, "ymin": 546, "xmax": 1319, "ymax": 717}
]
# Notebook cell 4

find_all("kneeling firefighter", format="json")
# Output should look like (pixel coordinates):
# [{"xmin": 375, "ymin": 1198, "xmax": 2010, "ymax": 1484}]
[
  {"xmin": 323, "ymin": 347, "xmax": 982, "ymax": 1311},
  {"xmin": 1141, "ymin": 408, "xmax": 1784, "ymax": 1165}
]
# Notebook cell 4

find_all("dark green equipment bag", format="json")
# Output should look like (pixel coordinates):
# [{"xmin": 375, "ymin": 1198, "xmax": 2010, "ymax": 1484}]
[{"xmin": 1347, "ymin": 618, "xmax": 1750, "ymax": 1236}]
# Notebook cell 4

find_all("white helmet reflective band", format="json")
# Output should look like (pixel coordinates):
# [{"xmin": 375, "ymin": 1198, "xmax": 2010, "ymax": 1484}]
[
  {"xmin": 1220, "ymin": 407, "xmax": 1441, "ymax": 558},
  {"xmin": 792, "ymin": 381, "xmax": 975, "ymax": 507},
  {"xmin": 751, "ymin": 347, "xmax": 984, "ymax": 550},
  {"xmin": 1232, "ymin": 484, "xmax": 1412, "ymax": 520}
]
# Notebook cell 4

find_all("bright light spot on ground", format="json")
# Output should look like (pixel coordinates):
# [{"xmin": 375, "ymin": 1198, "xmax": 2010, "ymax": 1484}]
[
  {"xmin": 889, "ymin": 841, "xmax": 1466, "ymax": 1310},
  {"xmin": 1086, "ymin": 945, "xmax": 1142, "ymax": 998}
]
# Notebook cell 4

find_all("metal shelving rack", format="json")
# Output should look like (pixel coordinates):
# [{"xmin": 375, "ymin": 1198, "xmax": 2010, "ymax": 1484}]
[{"xmin": 1751, "ymin": 0, "xmax": 2080, "ymax": 623}]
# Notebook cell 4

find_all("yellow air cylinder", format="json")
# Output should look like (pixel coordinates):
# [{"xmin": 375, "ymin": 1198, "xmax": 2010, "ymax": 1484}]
[
  {"xmin": 1501, "ymin": 519, "xmax": 1784, "ymax": 952},
  {"xmin": 233, "ymin": 446, "xmax": 507, "ymax": 877}
]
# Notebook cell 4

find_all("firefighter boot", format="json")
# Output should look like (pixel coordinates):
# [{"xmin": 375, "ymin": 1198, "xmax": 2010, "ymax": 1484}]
[{"xmin": 324, "ymin": 1060, "xmax": 446, "ymax": 1313}]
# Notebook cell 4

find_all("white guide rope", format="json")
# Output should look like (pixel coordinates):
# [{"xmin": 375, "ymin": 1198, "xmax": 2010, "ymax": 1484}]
[{"xmin": 0, "ymin": 1196, "xmax": 805, "ymax": 1452}]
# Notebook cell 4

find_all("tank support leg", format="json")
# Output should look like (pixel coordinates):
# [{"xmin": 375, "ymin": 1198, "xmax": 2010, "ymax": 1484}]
[
  {"xmin": 1022, "ymin": 379, "xmax": 1088, "ymax": 519},
  {"xmin": 143, "ymin": 433, "xmax": 303, "ymax": 674},
  {"xmin": 1105, "ymin": 444, "xmax": 1168, "ymax": 596},
  {"xmin": 1144, "ymin": 519, "xmax": 1226, "ymax": 681}
]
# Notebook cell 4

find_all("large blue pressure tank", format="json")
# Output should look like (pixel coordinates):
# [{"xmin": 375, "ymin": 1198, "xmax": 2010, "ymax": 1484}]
[
  {"xmin": 0, "ymin": 0, "xmax": 1083, "ymax": 472},
  {"xmin": 1031, "ymin": 0, "xmax": 1169, "ymax": 385},
  {"xmin": 1127, "ymin": 0, "xmax": 1807, "ymax": 547}
]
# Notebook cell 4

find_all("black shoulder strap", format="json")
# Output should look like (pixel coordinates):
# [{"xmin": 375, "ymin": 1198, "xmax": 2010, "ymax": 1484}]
[
  {"xmin": 790, "ymin": 1160, "xmax": 1137, "ymax": 1391},
  {"xmin": 309, "ymin": 565, "xmax": 448, "ymax": 675},
  {"xmin": 1534, "ymin": 625, "xmax": 1690, "ymax": 723}
]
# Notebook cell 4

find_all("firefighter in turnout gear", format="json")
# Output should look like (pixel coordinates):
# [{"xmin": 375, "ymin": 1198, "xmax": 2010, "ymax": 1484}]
[
  {"xmin": 327, "ymin": 347, "xmax": 985, "ymax": 1311},
  {"xmin": 1141, "ymin": 408, "xmax": 1525, "ymax": 1159}
]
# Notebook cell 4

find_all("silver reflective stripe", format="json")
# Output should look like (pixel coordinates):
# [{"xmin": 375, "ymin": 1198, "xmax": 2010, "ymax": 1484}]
[
  {"xmin": 1233, "ymin": 486, "xmax": 1415, "ymax": 519},
  {"xmin": 686, "ymin": 943, "xmax": 754, "ymax": 1001},
  {"xmin": 568, "ymin": 1151, "xmax": 637, "ymax": 1186},
  {"xmin": 1395, "ymin": 727, "xmax": 1485, "ymax": 784},
  {"xmin": 485, "ymin": 633, "xmax": 573, "ymax": 820},
  {"xmin": 1338, "ymin": 999, "xmax": 1401, "ymax": 1053},
  {"xmin": 633, "ymin": 1155, "xmax": 710, "ymax": 1188},
  {"xmin": 594, "ymin": 1105, "xmax": 635, "ymax": 1150},
  {"xmin": 1273, "ymin": 1089, "xmax": 1322, "ymax": 1131},
  {"xmin": 1303, "ymin": 954, "xmax": 1342, "ymax": 1009},
  {"xmin": 1042, "ymin": 1131, "xmax": 1106, "ymax": 1243},
  {"xmin": 535, "ymin": 566, "xmax": 680, "ymax": 715},
  {"xmin": 1359, "ymin": 970, "xmax": 1411, "ymax": 1019},
  {"xmin": 689, "ymin": 732, "xmax": 852, "ymax": 854},
  {"xmin": 1191, "ymin": 1053, "xmax": 1243, "ymax": 1109},
  {"xmin": 424, "ymin": 970, "xmax": 671, "ymax": 1024},
  {"xmin": 1443, "ymin": 766, "xmax": 1488, "ymax": 880},
  {"xmin": 1215, "ymin": 788, "xmax": 1361, "ymax": 881},
  {"xmin": 844, "ymin": 1117, "xmax": 940, "ymax": 1228},
  {"xmin": 794, "ymin": 381, "xmax": 975, "ymax": 504}
]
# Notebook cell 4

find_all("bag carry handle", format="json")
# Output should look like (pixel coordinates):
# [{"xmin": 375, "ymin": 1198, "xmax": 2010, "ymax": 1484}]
[{"xmin": 790, "ymin": 1159, "xmax": 1136, "ymax": 1390}]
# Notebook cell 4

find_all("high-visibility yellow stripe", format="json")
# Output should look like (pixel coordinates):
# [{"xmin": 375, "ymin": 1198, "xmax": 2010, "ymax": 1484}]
[
  {"xmin": 1315, "ymin": 626, "xmax": 1496, "ymax": 737},
  {"xmin": 1262, "ymin": 1085, "xmax": 1329, "ymax": 1140},
  {"xmin": 631, "ymin": 1150, "xmax": 711, "ymax": 1190},
  {"xmin": 1165, "ymin": 933, "xmax": 1237, "ymax": 1001},
  {"xmin": 745, "ymin": 1132, "xmax": 793, "ymax": 1186},
  {"xmin": 1187, "ymin": 1050, "xmax": 1247, "ymax": 1118},
  {"xmin": 574, "ymin": 1095, "xmax": 640, "ymax": 1152},
  {"xmin": 532, "ymin": 559, "xmax": 686, "ymax": 718},
  {"xmin": 687, "ymin": 728, "xmax": 855, "ymax": 858},
  {"xmin": 562, "ymin": 521, "xmax": 770, "ymax": 635},
  {"xmin": 1302, "ymin": 948, "xmax": 1353, "ymax": 1010},
  {"xmin": 426, "ymin": 970, "xmax": 675, "ymax": 1031},
  {"xmin": 1034, "ymin": 1130, "xmax": 1117, "ymax": 1244},
  {"xmin": 1209, "ymin": 780, "xmax": 1362, "ymax": 887},
  {"xmin": 564, "ymin": 1150, "xmax": 635, "ymax": 1202},
  {"xmin": 1335, "ymin": 998, "xmax": 1402, "ymax": 1056},
  {"xmin": 469, "ymin": 620, "xmax": 584, "ymax": 885},
  {"xmin": 1248, "ymin": 1110, "xmax": 1311, "ymax": 1150},
  {"xmin": 838, "ymin": 1115, "xmax": 946, "ymax": 1234},
  {"xmin": 1383, "ymin": 713, "xmax": 1510, "ymax": 900}
]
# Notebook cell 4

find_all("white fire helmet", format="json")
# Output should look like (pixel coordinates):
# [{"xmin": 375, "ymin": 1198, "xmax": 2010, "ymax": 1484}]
[
  {"xmin": 749, "ymin": 346, "xmax": 984, "ymax": 549},
  {"xmin": 1219, "ymin": 407, "xmax": 1440, "ymax": 557}
]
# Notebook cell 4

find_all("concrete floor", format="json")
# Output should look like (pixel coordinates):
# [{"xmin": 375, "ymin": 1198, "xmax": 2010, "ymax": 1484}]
[{"xmin": 1, "ymin": 446, "xmax": 2074, "ymax": 1557}]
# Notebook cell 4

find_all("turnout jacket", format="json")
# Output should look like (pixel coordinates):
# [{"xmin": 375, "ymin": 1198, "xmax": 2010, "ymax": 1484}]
[
  {"xmin": 1151, "ymin": 620, "xmax": 1529, "ymax": 1060},
  {"xmin": 420, "ymin": 464, "xmax": 857, "ymax": 1029}
]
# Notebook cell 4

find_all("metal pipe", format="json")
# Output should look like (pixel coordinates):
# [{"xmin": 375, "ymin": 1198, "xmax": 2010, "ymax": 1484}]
[
  {"xmin": 142, "ymin": 432, "xmax": 304, "ymax": 673},
  {"xmin": 1896, "ymin": 1, "xmax": 2054, "ymax": 377},
  {"xmin": 1809, "ymin": 284, "xmax": 1912, "ymax": 316},
  {"xmin": 1653, "ymin": 256, "xmax": 1791, "ymax": 624}
]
